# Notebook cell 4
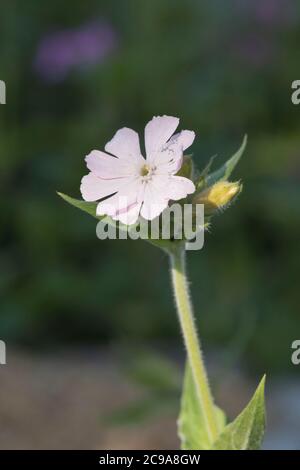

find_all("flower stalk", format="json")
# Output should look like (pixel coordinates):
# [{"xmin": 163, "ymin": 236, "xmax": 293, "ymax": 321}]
[{"xmin": 169, "ymin": 243, "xmax": 219, "ymax": 444}]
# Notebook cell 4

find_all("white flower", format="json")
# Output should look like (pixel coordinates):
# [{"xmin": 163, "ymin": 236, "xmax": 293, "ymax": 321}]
[{"xmin": 80, "ymin": 115, "xmax": 196, "ymax": 224}]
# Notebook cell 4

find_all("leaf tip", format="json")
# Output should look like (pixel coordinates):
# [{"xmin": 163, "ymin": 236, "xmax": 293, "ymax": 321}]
[
  {"xmin": 259, "ymin": 374, "xmax": 266, "ymax": 392},
  {"xmin": 56, "ymin": 191, "xmax": 71, "ymax": 204},
  {"xmin": 238, "ymin": 134, "xmax": 248, "ymax": 155},
  {"xmin": 254, "ymin": 374, "xmax": 267, "ymax": 403}
]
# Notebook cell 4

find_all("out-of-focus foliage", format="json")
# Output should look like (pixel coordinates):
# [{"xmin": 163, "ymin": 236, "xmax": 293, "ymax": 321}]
[
  {"xmin": 105, "ymin": 351, "xmax": 180, "ymax": 426},
  {"xmin": 0, "ymin": 0, "xmax": 300, "ymax": 373}
]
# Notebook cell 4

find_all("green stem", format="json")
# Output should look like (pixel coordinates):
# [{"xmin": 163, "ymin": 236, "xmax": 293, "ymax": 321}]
[{"xmin": 169, "ymin": 243, "xmax": 218, "ymax": 444}]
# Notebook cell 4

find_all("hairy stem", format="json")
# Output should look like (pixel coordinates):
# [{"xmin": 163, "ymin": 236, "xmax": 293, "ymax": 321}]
[{"xmin": 169, "ymin": 243, "xmax": 218, "ymax": 444}]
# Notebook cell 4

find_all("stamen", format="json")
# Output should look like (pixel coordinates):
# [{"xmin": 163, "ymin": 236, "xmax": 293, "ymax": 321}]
[{"xmin": 140, "ymin": 164, "xmax": 151, "ymax": 177}]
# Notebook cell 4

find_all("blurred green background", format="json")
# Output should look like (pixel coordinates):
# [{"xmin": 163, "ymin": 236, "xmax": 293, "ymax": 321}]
[{"xmin": 1, "ymin": 0, "xmax": 300, "ymax": 380}]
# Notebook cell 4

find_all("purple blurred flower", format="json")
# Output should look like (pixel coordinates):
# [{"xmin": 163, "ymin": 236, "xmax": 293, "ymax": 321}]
[
  {"xmin": 255, "ymin": 0, "xmax": 294, "ymax": 26},
  {"xmin": 233, "ymin": 34, "xmax": 274, "ymax": 68},
  {"xmin": 34, "ymin": 20, "xmax": 118, "ymax": 83},
  {"xmin": 238, "ymin": 0, "xmax": 294, "ymax": 28}
]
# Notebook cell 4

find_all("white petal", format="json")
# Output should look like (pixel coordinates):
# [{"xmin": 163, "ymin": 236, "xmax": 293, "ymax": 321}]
[
  {"xmin": 97, "ymin": 194, "xmax": 135, "ymax": 217},
  {"xmin": 116, "ymin": 202, "xmax": 142, "ymax": 225},
  {"xmin": 153, "ymin": 130, "xmax": 195, "ymax": 175},
  {"xmin": 80, "ymin": 173, "xmax": 128, "ymax": 202},
  {"xmin": 105, "ymin": 127, "xmax": 142, "ymax": 161},
  {"xmin": 165, "ymin": 176, "xmax": 195, "ymax": 201},
  {"xmin": 145, "ymin": 115, "xmax": 179, "ymax": 157},
  {"xmin": 140, "ymin": 181, "xmax": 169, "ymax": 220},
  {"xmin": 167, "ymin": 130, "xmax": 195, "ymax": 151},
  {"xmin": 96, "ymin": 178, "xmax": 144, "ymax": 218},
  {"xmin": 85, "ymin": 150, "xmax": 134, "ymax": 179},
  {"xmin": 153, "ymin": 146, "xmax": 183, "ymax": 175},
  {"xmin": 148, "ymin": 174, "xmax": 171, "ymax": 192}
]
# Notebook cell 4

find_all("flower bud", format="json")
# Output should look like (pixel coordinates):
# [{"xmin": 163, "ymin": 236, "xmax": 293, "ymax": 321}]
[{"xmin": 193, "ymin": 181, "xmax": 242, "ymax": 215}]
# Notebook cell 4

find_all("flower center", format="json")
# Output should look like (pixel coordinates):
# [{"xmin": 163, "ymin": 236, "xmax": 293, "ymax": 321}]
[
  {"xmin": 139, "ymin": 163, "xmax": 157, "ymax": 182},
  {"xmin": 140, "ymin": 164, "xmax": 151, "ymax": 177},
  {"xmin": 140, "ymin": 164, "xmax": 153, "ymax": 176}
]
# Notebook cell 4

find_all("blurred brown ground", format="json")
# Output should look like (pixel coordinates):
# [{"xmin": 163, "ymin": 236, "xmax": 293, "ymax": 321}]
[
  {"xmin": 0, "ymin": 349, "xmax": 299, "ymax": 449},
  {"xmin": 0, "ymin": 348, "xmax": 178, "ymax": 450}
]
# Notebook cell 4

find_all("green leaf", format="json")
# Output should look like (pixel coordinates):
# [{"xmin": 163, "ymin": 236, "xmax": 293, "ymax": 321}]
[
  {"xmin": 212, "ymin": 375, "xmax": 266, "ymax": 450},
  {"xmin": 205, "ymin": 135, "xmax": 247, "ymax": 187},
  {"xmin": 57, "ymin": 191, "xmax": 176, "ymax": 251},
  {"xmin": 196, "ymin": 155, "xmax": 217, "ymax": 191},
  {"xmin": 57, "ymin": 192, "xmax": 100, "ymax": 219},
  {"xmin": 57, "ymin": 191, "xmax": 135, "ymax": 236},
  {"xmin": 176, "ymin": 155, "xmax": 194, "ymax": 180},
  {"xmin": 178, "ymin": 364, "xmax": 226, "ymax": 450}
]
